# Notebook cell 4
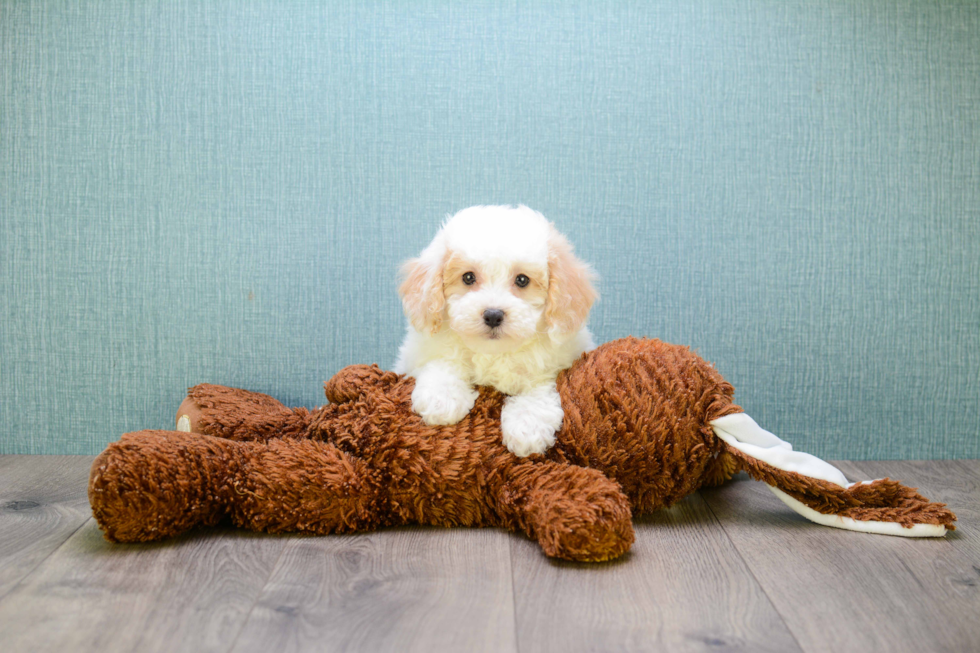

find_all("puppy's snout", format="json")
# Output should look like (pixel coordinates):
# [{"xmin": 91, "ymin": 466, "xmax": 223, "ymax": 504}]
[{"xmin": 483, "ymin": 309, "xmax": 505, "ymax": 328}]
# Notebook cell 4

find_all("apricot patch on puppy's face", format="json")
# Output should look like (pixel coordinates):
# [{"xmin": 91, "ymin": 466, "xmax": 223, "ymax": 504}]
[{"xmin": 443, "ymin": 254, "xmax": 483, "ymax": 298}]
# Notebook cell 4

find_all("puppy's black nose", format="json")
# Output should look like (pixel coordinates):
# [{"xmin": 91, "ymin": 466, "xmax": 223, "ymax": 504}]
[{"xmin": 483, "ymin": 308, "xmax": 505, "ymax": 328}]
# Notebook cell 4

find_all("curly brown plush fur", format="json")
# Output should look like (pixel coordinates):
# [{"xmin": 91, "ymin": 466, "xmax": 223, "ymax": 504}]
[{"xmin": 88, "ymin": 338, "xmax": 956, "ymax": 561}]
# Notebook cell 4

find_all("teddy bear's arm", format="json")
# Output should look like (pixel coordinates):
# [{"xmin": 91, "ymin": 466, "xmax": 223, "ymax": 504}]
[
  {"xmin": 324, "ymin": 364, "xmax": 401, "ymax": 405},
  {"xmin": 492, "ymin": 460, "xmax": 635, "ymax": 562}
]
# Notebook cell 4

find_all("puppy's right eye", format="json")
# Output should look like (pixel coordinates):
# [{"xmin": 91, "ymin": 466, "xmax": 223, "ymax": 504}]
[{"xmin": 462, "ymin": 272, "xmax": 476, "ymax": 285}]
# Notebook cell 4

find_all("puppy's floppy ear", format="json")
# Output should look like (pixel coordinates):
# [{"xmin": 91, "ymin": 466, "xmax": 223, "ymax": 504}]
[
  {"xmin": 544, "ymin": 226, "xmax": 598, "ymax": 340},
  {"xmin": 399, "ymin": 236, "xmax": 448, "ymax": 335}
]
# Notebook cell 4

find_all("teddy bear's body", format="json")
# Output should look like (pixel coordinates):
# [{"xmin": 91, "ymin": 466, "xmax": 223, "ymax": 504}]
[{"xmin": 89, "ymin": 338, "xmax": 955, "ymax": 561}]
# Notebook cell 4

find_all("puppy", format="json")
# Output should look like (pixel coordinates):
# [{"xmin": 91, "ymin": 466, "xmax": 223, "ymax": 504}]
[{"xmin": 394, "ymin": 205, "xmax": 598, "ymax": 457}]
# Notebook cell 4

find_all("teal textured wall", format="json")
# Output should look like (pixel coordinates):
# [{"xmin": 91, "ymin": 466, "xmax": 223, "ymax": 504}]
[{"xmin": 2, "ymin": 1, "xmax": 978, "ymax": 457}]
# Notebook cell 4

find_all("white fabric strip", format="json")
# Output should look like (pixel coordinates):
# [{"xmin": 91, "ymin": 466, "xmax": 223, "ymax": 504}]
[
  {"xmin": 709, "ymin": 413, "xmax": 849, "ymax": 487},
  {"xmin": 709, "ymin": 412, "xmax": 948, "ymax": 537},
  {"xmin": 769, "ymin": 487, "xmax": 947, "ymax": 537}
]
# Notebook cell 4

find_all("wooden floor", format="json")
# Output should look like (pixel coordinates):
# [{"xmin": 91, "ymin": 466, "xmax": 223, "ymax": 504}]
[{"xmin": 0, "ymin": 457, "xmax": 977, "ymax": 653}]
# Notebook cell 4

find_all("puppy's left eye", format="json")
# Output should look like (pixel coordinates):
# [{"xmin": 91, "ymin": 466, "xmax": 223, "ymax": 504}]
[{"xmin": 515, "ymin": 274, "xmax": 530, "ymax": 288}]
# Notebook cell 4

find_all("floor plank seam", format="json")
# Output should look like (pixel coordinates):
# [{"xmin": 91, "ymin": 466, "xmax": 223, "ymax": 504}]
[
  {"xmin": 0, "ymin": 515, "xmax": 94, "ymax": 608},
  {"xmin": 222, "ymin": 537, "xmax": 291, "ymax": 653},
  {"xmin": 696, "ymin": 488, "xmax": 808, "ymax": 653},
  {"xmin": 507, "ymin": 536, "xmax": 522, "ymax": 653}
]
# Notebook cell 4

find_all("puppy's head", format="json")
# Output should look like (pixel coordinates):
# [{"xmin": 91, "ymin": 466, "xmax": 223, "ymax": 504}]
[{"xmin": 399, "ymin": 206, "xmax": 597, "ymax": 353}]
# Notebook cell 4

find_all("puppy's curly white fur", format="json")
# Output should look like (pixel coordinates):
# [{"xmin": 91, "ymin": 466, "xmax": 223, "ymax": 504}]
[{"xmin": 394, "ymin": 205, "xmax": 598, "ymax": 457}]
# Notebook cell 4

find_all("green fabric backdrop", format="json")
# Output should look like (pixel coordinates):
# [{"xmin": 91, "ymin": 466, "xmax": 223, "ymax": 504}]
[{"xmin": 2, "ymin": 0, "xmax": 978, "ymax": 457}]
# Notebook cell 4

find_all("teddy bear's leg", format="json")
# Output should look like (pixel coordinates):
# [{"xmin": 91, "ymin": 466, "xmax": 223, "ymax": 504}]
[
  {"xmin": 175, "ymin": 383, "xmax": 313, "ymax": 441},
  {"xmin": 229, "ymin": 436, "xmax": 383, "ymax": 535},
  {"xmin": 493, "ymin": 461, "xmax": 635, "ymax": 562},
  {"xmin": 89, "ymin": 430, "xmax": 244, "ymax": 542},
  {"xmin": 90, "ymin": 430, "xmax": 384, "ymax": 543}
]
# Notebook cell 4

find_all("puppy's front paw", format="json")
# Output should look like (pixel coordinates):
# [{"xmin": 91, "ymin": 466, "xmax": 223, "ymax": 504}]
[
  {"xmin": 501, "ymin": 387, "xmax": 564, "ymax": 457},
  {"xmin": 411, "ymin": 369, "xmax": 478, "ymax": 426}
]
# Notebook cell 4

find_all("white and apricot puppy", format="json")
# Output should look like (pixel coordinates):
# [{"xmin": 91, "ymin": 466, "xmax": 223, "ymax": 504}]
[{"xmin": 394, "ymin": 205, "xmax": 598, "ymax": 457}]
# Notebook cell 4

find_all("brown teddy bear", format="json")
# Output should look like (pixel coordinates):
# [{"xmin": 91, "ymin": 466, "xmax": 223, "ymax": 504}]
[{"xmin": 88, "ymin": 338, "xmax": 955, "ymax": 561}]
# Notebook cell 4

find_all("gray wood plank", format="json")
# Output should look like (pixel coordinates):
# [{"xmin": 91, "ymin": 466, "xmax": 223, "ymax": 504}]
[
  {"xmin": 840, "ymin": 459, "xmax": 980, "ymax": 563},
  {"xmin": 510, "ymin": 493, "xmax": 802, "ymax": 653},
  {"xmin": 701, "ymin": 466, "xmax": 980, "ymax": 653},
  {"xmin": 0, "ymin": 455, "xmax": 94, "ymax": 600},
  {"xmin": 0, "ymin": 520, "xmax": 288, "ymax": 653},
  {"xmin": 231, "ymin": 526, "xmax": 518, "ymax": 653}
]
